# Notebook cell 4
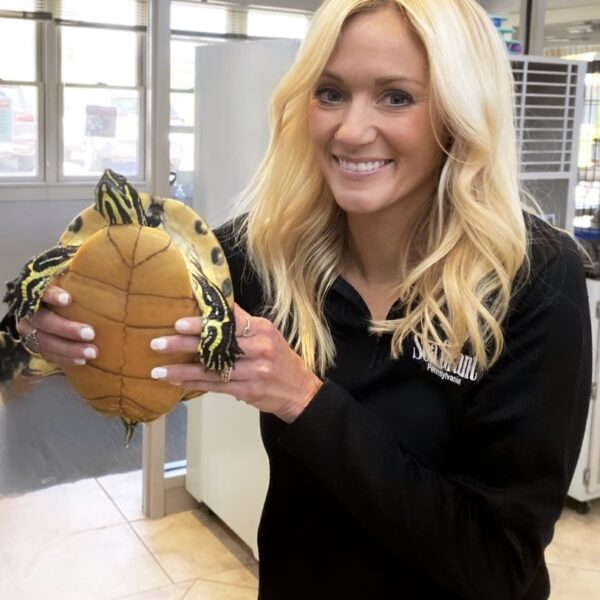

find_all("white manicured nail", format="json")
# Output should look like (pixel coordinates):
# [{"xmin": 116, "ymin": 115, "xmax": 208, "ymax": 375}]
[
  {"xmin": 74, "ymin": 358, "xmax": 86, "ymax": 366},
  {"xmin": 175, "ymin": 319, "xmax": 191, "ymax": 332},
  {"xmin": 151, "ymin": 367, "xmax": 168, "ymax": 379},
  {"xmin": 58, "ymin": 292, "xmax": 70, "ymax": 305},
  {"xmin": 83, "ymin": 347, "xmax": 97, "ymax": 360},
  {"xmin": 80, "ymin": 327, "xmax": 95, "ymax": 341},
  {"xmin": 151, "ymin": 337, "xmax": 167, "ymax": 351}
]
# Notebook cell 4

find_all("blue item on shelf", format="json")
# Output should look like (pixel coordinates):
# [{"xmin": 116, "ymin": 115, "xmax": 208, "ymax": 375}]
[
  {"xmin": 575, "ymin": 227, "xmax": 600, "ymax": 241},
  {"xmin": 490, "ymin": 15, "xmax": 507, "ymax": 28}
]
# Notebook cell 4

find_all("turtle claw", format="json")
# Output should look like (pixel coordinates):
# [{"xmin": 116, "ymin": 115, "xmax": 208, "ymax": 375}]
[
  {"xmin": 198, "ymin": 319, "xmax": 243, "ymax": 374},
  {"xmin": 121, "ymin": 417, "xmax": 139, "ymax": 447}
]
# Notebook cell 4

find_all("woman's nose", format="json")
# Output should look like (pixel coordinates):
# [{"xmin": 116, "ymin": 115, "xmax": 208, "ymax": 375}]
[{"xmin": 333, "ymin": 102, "xmax": 377, "ymax": 146}]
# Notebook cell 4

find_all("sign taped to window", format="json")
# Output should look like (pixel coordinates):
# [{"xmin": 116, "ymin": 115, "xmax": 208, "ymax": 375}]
[
  {"xmin": 85, "ymin": 105, "xmax": 117, "ymax": 138},
  {"xmin": 0, "ymin": 97, "xmax": 13, "ymax": 142}
]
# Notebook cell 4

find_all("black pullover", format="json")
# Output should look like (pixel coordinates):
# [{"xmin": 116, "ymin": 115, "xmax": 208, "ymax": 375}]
[{"xmin": 215, "ymin": 212, "xmax": 592, "ymax": 600}]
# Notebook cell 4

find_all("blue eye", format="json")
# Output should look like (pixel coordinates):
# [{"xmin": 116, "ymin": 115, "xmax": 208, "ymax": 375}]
[
  {"xmin": 314, "ymin": 86, "xmax": 344, "ymax": 105},
  {"xmin": 384, "ymin": 90, "xmax": 413, "ymax": 107}
]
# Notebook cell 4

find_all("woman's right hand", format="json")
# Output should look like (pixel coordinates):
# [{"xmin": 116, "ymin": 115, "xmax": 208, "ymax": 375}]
[{"xmin": 15, "ymin": 285, "xmax": 98, "ymax": 367}]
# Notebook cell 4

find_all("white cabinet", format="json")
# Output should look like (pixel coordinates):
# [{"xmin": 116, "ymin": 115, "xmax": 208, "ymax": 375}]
[
  {"xmin": 186, "ymin": 38, "xmax": 299, "ymax": 560},
  {"xmin": 186, "ymin": 394, "xmax": 268, "ymax": 559},
  {"xmin": 568, "ymin": 279, "xmax": 600, "ymax": 511}
]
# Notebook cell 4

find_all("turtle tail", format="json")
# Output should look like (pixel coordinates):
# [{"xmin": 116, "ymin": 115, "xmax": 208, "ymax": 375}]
[{"xmin": 121, "ymin": 417, "xmax": 139, "ymax": 447}]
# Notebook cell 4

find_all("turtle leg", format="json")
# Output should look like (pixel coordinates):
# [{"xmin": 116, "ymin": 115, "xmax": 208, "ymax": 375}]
[
  {"xmin": 0, "ymin": 313, "xmax": 33, "ymax": 383},
  {"xmin": 3, "ymin": 245, "xmax": 79, "ymax": 319},
  {"xmin": 189, "ymin": 266, "xmax": 242, "ymax": 374},
  {"xmin": 0, "ymin": 312, "xmax": 60, "ymax": 390},
  {"xmin": 0, "ymin": 245, "xmax": 78, "ymax": 388}
]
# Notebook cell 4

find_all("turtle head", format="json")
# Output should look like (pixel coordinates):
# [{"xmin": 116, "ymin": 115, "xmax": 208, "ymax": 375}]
[{"xmin": 95, "ymin": 169, "xmax": 148, "ymax": 226}]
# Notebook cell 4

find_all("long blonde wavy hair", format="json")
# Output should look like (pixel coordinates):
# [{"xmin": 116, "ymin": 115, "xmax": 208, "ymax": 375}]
[{"xmin": 241, "ymin": 0, "xmax": 528, "ymax": 376}]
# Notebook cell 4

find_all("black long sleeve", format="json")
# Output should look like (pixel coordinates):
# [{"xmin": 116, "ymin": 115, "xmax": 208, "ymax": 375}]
[{"xmin": 216, "ymin": 215, "xmax": 592, "ymax": 600}]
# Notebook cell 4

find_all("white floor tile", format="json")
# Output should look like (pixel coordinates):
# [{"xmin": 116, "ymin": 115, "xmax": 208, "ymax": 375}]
[
  {"xmin": 0, "ymin": 477, "xmax": 124, "ymax": 544},
  {"xmin": 205, "ymin": 564, "xmax": 259, "ymax": 590},
  {"xmin": 0, "ymin": 522, "xmax": 171, "ymax": 600},
  {"xmin": 185, "ymin": 579, "xmax": 258, "ymax": 600},
  {"xmin": 116, "ymin": 581, "xmax": 194, "ymax": 600},
  {"xmin": 131, "ymin": 509, "xmax": 254, "ymax": 583},
  {"xmin": 549, "ymin": 564, "xmax": 600, "ymax": 599},
  {"xmin": 97, "ymin": 469, "xmax": 145, "ymax": 522},
  {"xmin": 546, "ymin": 501, "xmax": 600, "ymax": 572}
]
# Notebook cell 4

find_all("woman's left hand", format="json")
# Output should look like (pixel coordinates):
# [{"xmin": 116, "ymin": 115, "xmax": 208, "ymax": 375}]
[{"xmin": 150, "ymin": 304, "xmax": 323, "ymax": 423}]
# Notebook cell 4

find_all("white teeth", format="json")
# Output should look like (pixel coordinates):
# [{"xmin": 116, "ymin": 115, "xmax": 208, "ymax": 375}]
[{"xmin": 337, "ymin": 158, "xmax": 388, "ymax": 172}]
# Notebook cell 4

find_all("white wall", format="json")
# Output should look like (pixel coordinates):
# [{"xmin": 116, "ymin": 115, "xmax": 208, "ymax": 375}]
[{"xmin": 0, "ymin": 199, "xmax": 91, "ymax": 292}]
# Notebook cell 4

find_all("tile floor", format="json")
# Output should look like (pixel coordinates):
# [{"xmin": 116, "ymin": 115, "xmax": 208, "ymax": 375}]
[
  {"xmin": 0, "ymin": 471, "xmax": 598, "ymax": 600},
  {"xmin": 0, "ymin": 471, "xmax": 258, "ymax": 600}
]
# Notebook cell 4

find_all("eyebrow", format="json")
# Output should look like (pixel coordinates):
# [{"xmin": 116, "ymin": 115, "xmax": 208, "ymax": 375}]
[{"xmin": 319, "ymin": 71, "xmax": 426, "ymax": 88}]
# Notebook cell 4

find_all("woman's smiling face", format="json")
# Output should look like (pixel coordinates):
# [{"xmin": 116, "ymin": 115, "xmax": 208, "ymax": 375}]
[{"xmin": 308, "ymin": 5, "xmax": 445, "ymax": 220}]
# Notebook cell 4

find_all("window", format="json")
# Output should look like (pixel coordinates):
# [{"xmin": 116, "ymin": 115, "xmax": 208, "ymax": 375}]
[
  {"xmin": 0, "ymin": 1, "xmax": 313, "ymax": 189},
  {"xmin": 168, "ymin": 3, "xmax": 311, "ymax": 201},
  {"xmin": 61, "ymin": 26, "xmax": 144, "ymax": 178},
  {"xmin": 170, "ymin": 2, "xmax": 228, "ymax": 199},
  {"xmin": 58, "ymin": 0, "xmax": 146, "ymax": 179},
  {"xmin": 0, "ymin": 0, "xmax": 147, "ymax": 184},
  {"xmin": 247, "ymin": 9, "xmax": 309, "ymax": 40},
  {"xmin": 0, "ymin": 17, "xmax": 40, "ymax": 178},
  {"xmin": 171, "ymin": 2, "xmax": 227, "ymax": 35}
]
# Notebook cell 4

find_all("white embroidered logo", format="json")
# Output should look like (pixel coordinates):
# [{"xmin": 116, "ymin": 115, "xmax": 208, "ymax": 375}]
[{"xmin": 411, "ymin": 335, "xmax": 479, "ymax": 385}]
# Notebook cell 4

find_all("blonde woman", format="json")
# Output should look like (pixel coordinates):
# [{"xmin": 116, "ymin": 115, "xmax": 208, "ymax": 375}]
[{"xmin": 17, "ymin": 0, "xmax": 591, "ymax": 598}]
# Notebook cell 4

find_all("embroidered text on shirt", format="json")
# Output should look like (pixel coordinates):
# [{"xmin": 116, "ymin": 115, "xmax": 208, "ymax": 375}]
[{"xmin": 411, "ymin": 335, "xmax": 479, "ymax": 385}]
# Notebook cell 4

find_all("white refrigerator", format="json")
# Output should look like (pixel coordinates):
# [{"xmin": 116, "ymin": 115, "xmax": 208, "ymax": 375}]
[{"xmin": 186, "ymin": 38, "xmax": 300, "ymax": 560}]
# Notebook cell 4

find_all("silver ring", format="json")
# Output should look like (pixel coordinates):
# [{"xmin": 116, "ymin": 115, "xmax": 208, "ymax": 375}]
[
  {"xmin": 241, "ymin": 315, "xmax": 251, "ymax": 337},
  {"xmin": 24, "ymin": 328, "xmax": 41, "ymax": 353},
  {"xmin": 220, "ymin": 365, "xmax": 233, "ymax": 383}
]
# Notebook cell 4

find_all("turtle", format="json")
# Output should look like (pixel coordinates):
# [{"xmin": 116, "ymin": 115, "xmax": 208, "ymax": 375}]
[{"xmin": 0, "ymin": 169, "xmax": 241, "ymax": 444}]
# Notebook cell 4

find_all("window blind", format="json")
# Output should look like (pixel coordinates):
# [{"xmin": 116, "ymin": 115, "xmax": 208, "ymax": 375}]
[
  {"xmin": 0, "ymin": 0, "xmax": 51, "ymax": 19},
  {"xmin": 0, "ymin": 0, "xmax": 147, "ymax": 27}
]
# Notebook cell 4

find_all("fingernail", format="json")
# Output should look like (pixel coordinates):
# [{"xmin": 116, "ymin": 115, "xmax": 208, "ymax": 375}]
[
  {"xmin": 151, "ymin": 337, "xmax": 167, "ymax": 351},
  {"xmin": 83, "ymin": 347, "xmax": 97, "ymax": 360},
  {"xmin": 58, "ymin": 292, "xmax": 70, "ymax": 305},
  {"xmin": 151, "ymin": 367, "xmax": 168, "ymax": 379},
  {"xmin": 80, "ymin": 327, "xmax": 95, "ymax": 341},
  {"xmin": 74, "ymin": 358, "xmax": 86, "ymax": 366},
  {"xmin": 175, "ymin": 319, "xmax": 191, "ymax": 332}
]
